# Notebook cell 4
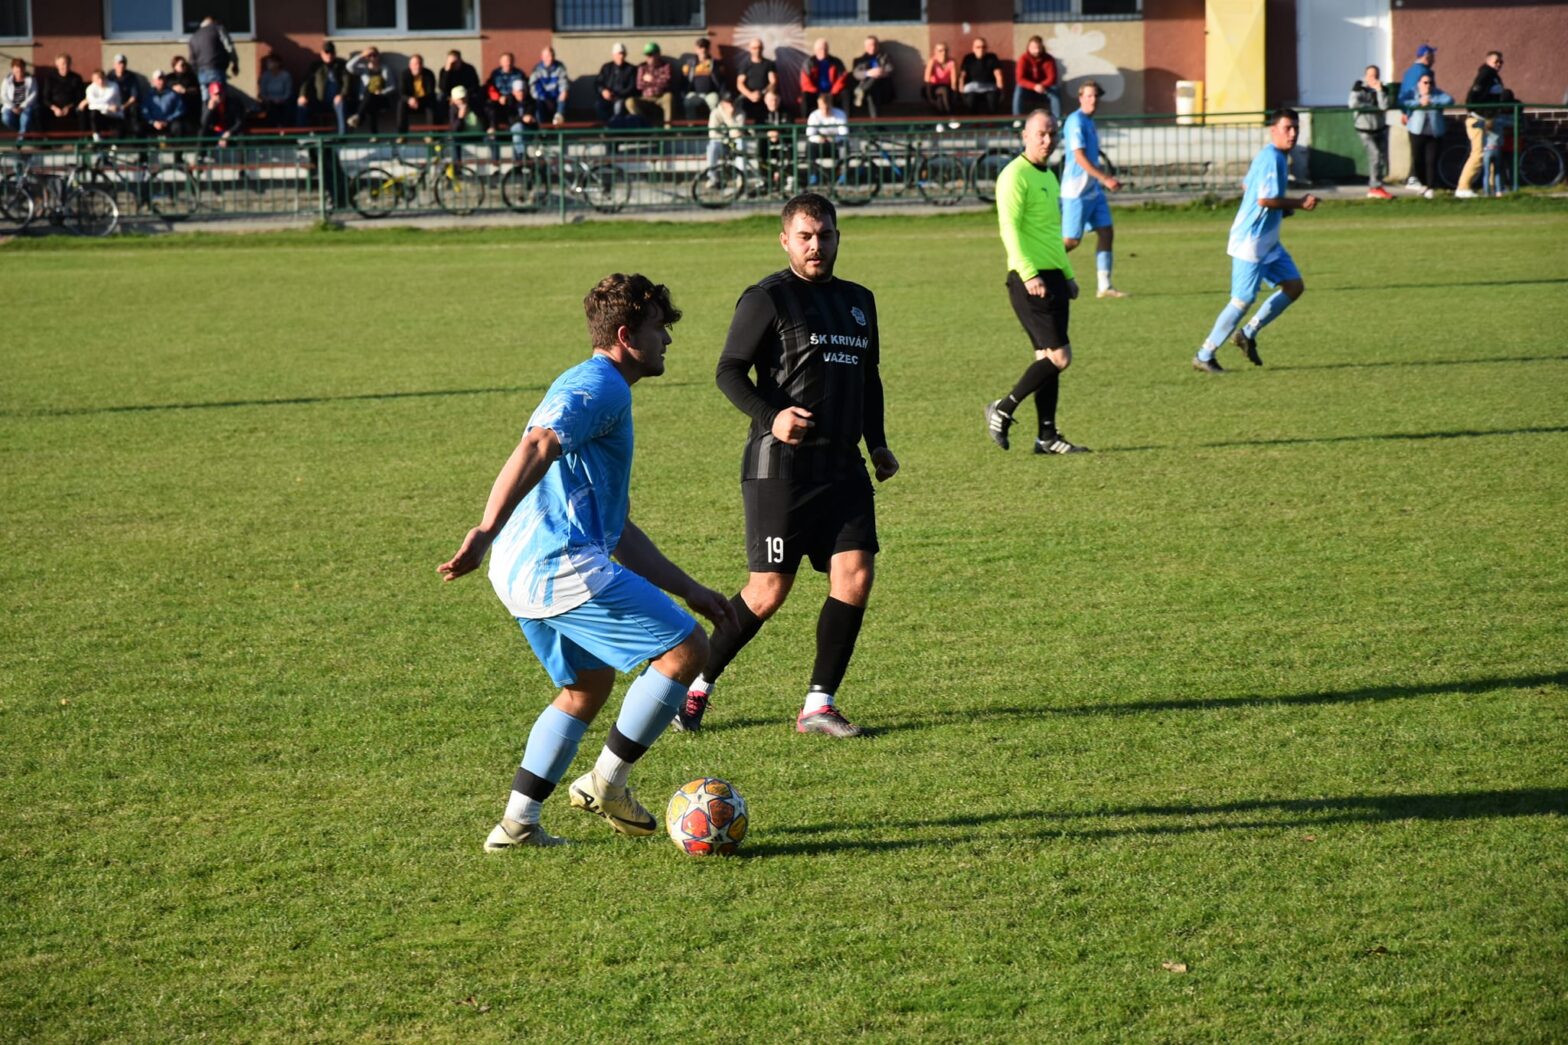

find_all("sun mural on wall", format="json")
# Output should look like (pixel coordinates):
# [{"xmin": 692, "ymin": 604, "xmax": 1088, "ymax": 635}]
[{"xmin": 735, "ymin": 0, "xmax": 811, "ymax": 105}]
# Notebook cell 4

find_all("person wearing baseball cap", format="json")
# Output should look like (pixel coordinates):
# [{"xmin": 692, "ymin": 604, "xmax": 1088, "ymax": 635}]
[
  {"xmin": 594, "ymin": 42, "xmax": 637, "ymax": 122},
  {"xmin": 633, "ymin": 41, "xmax": 673, "ymax": 125}
]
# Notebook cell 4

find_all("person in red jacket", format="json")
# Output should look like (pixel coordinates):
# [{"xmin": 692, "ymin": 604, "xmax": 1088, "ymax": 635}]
[
  {"xmin": 799, "ymin": 38, "xmax": 848, "ymax": 114},
  {"xmin": 1014, "ymin": 35, "xmax": 1059, "ymax": 119}
]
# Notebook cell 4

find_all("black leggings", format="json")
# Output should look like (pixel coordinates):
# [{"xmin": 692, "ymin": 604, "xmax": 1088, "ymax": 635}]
[{"xmin": 1408, "ymin": 131, "xmax": 1439, "ymax": 186}]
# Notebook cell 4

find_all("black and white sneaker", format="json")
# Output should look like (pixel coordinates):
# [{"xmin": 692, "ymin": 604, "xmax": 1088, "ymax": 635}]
[
  {"xmin": 984, "ymin": 400, "xmax": 1013, "ymax": 450},
  {"xmin": 1192, "ymin": 353, "xmax": 1224, "ymax": 374},
  {"xmin": 1034, "ymin": 434, "xmax": 1091, "ymax": 455},
  {"xmin": 1231, "ymin": 327, "xmax": 1263, "ymax": 367}
]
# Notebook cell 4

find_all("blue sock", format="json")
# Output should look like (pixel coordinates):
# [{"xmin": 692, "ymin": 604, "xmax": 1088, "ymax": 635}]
[
  {"xmin": 615, "ymin": 666, "xmax": 686, "ymax": 747},
  {"xmin": 1095, "ymin": 250, "xmax": 1113, "ymax": 288},
  {"xmin": 519, "ymin": 705, "xmax": 589, "ymax": 784},
  {"xmin": 1201, "ymin": 301, "xmax": 1248, "ymax": 358},
  {"xmin": 1244, "ymin": 290, "xmax": 1293, "ymax": 335}
]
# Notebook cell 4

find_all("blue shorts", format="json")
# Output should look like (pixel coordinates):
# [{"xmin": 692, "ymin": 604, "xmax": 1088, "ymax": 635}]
[
  {"xmin": 1230, "ymin": 248, "xmax": 1301, "ymax": 304},
  {"xmin": 517, "ymin": 566, "xmax": 696, "ymax": 687},
  {"xmin": 1061, "ymin": 194, "xmax": 1112, "ymax": 240}
]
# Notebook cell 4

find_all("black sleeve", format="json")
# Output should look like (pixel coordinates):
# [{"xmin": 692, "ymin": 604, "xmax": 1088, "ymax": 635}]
[
  {"xmin": 715, "ymin": 287, "xmax": 784, "ymax": 430},
  {"xmin": 861, "ymin": 298, "xmax": 887, "ymax": 451}
]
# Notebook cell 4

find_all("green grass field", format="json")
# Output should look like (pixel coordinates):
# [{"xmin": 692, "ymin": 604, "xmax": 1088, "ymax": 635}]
[{"xmin": 3, "ymin": 199, "xmax": 1566, "ymax": 1040}]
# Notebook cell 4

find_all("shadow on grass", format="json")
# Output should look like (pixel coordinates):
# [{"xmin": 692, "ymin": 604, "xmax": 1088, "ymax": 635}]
[
  {"xmin": 745, "ymin": 787, "xmax": 1568, "ymax": 856},
  {"xmin": 1134, "ymin": 278, "xmax": 1568, "ymax": 300},
  {"xmin": 1273, "ymin": 353, "xmax": 1568, "ymax": 372},
  {"xmin": 1096, "ymin": 424, "xmax": 1568, "ymax": 455}
]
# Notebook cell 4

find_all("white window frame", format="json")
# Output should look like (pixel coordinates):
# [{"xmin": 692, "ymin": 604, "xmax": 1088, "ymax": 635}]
[
  {"xmin": 102, "ymin": 0, "xmax": 257, "ymax": 40},
  {"xmin": 1015, "ymin": 0, "xmax": 1141, "ymax": 20},
  {"xmin": 553, "ymin": 0, "xmax": 705, "ymax": 32},
  {"xmin": 806, "ymin": 0, "xmax": 926, "ymax": 26},
  {"xmin": 328, "ymin": 0, "xmax": 482, "ymax": 37},
  {"xmin": 0, "ymin": 0, "xmax": 30, "ymax": 44}
]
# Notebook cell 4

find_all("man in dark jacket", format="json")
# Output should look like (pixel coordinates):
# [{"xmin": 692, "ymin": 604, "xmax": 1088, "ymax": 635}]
[
  {"xmin": 188, "ymin": 17, "xmax": 239, "ymax": 90},
  {"xmin": 849, "ymin": 36, "xmax": 894, "ymax": 117},
  {"xmin": 1455, "ymin": 50, "xmax": 1505, "ymax": 197},
  {"xmin": 439, "ymin": 50, "xmax": 481, "ymax": 113},
  {"xmin": 298, "ymin": 41, "xmax": 350, "ymax": 134},
  {"xmin": 594, "ymin": 42, "xmax": 638, "ymax": 123},
  {"xmin": 41, "ymin": 53, "xmax": 85, "ymax": 134},
  {"xmin": 799, "ymin": 38, "xmax": 848, "ymax": 113},
  {"xmin": 399, "ymin": 53, "xmax": 440, "ymax": 133}
]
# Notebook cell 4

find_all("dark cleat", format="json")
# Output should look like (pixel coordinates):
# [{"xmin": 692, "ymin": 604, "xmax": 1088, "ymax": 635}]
[
  {"xmin": 796, "ymin": 706, "xmax": 864, "ymax": 738},
  {"xmin": 1034, "ymin": 435, "xmax": 1091, "ymax": 455},
  {"xmin": 984, "ymin": 399, "xmax": 1013, "ymax": 450},
  {"xmin": 673, "ymin": 685, "xmax": 711, "ymax": 733},
  {"xmin": 1232, "ymin": 327, "xmax": 1263, "ymax": 366},
  {"xmin": 1192, "ymin": 353, "xmax": 1225, "ymax": 374}
]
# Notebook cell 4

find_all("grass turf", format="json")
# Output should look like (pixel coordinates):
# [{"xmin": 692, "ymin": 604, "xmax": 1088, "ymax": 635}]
[{"xmin": 2, "ymin": 198, "xmax": 1566, "ymax": 1040}]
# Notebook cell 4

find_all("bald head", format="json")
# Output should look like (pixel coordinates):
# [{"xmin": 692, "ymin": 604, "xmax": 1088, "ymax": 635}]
[{"xmin": 1021, "ymin": 109, "xmax": 1058, "ymax": 164}]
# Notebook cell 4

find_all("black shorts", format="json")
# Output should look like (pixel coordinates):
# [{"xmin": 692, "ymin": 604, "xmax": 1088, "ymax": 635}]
[
  {"xmin": 743, "ymin": 471, "xmax": 879, "ymax": 574},
  {"xmin": 1006, "ymin": 269, "xmax": 1071, "ymax": 351}
]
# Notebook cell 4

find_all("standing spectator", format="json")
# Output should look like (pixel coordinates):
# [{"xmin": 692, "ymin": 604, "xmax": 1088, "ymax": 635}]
[
  {"xmin": 680, "ymin": 38, "xmax": 723, "ymax": 120},
  {"xmin": 1456, "ymin": 50, "xmax": 1505, "ymax": 198},
  {"xmin": 1405, "ymin": 71, "xmax": 1450, "ymax": 198},
  {"xmin": 168, "ymin": 55, "xmax": 200, "ymax": 127},
  {"xmin": 80, "ymin": 68, "xmax": 124, "ymax": 141},
  {"xmin": 632, "ymin": 43, "xmax": 673, "ymax": 127},
  {"xmin": 923, "ymin": 42, "xmax": 956, "ymax": 115},
  {"xmin": 141, "ymin": 69, "xmax": 187, "ymax": 138},
  {"xmin": 1349, "ymin": 65, "xmax": 1392, "ymax": 199},
  {"xmin": 705, "ymin": 92, "xmax": 745, "ymax": 178},
  {"xmin": 2, "ymin": 59, "xmax": 37, "ymax": 142},
  {"xmin": 804, "ymin": 92, "xmax": 848, "ymax": 184},
  {"xmin": 188, "ymin": 16, "xmax": 239, "ymax": 91},
  {"xmin": 850, "ymin": 35, "xmax": 894, "ymax": 118},
  {"xmin": 594, "ymin": 42, "xmax": 638, "ymax": 123},
  {"xmin": 1013, "ymin": 35, "xmax": 1058, "ymax": 119},
  {"xmin": 40, "ymin": 54, "xmax": 85, "ymax": 135},
  {"xmin": 736, "ymin": 39, "xmax": 777, "ymax": 123},
  {"xmin": 107, "ymin": 54, "xmax": 143, "ymax": 137},
  {"xmin": 299, "ymin": 42, "xmax": 350, "ymax": 134},
  {"xmin": 257, "ymin": 53, "xmax": 294, "ymax": 128},
  {"xmin": 398, "ymin": 53, "xmax": 439, "ymax": 134},
  {"xmin": 439, "ymin": 49, "xmax": 481, "ymax": 113},
  {"xmin": 530, "ymin": 46, "xmax": 568, "ymax": 126},
  {"xmin": 347, "ymin": 47, "xmax": 395, "ymax": 132},
  {"xmin": 958, "ymin": 37, "xmax": 1004, "ymax": 115},
  {"xmin": 1399, "ymin": 44, "xmax": 1437, "ymax": 117},
  {"xmin": 799, "ymin": 38, "xmax": 848, "ymax": 114}
]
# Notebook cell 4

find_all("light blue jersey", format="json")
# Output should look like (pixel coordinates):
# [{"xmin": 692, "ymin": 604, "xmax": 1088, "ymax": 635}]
[
  {"xmin": 1227, "ymin": 144, "xmax": 1289, "ymax": 262},
  {"xmin": 1059, "ymin": 110, "xmax": 1101, "ymax": 201},
  {"xmin": 489, "ymin": 354, "xmax": 633, "ymax": 619}
]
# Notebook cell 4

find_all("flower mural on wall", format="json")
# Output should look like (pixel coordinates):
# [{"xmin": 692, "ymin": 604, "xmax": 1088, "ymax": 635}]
[
  {"xmin": 1047, "ymin": 23, "xmax": 1125, "ymax": 103},
  {"xmin": 735, "ymin": 0, "xmax": 811, "ymax": 105}
]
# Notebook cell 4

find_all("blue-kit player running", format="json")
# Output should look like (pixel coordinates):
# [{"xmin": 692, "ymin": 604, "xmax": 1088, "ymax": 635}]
[
  {"xmin": 1059, "ymin": 80, "xmax": 1125, "ymax": 299},
  {"xmin": 437, "ymin": 273, "xmax": 737, "ymax": 850},
  {"xmin": 1193, "ymin": 109, "xmax": 1319, "ymax": 373}
]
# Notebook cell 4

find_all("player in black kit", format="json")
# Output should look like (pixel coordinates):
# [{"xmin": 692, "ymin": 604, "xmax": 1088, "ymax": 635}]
[{"xmin": 679, "ymin": 193, "xmax": 899, "ymax": 738}]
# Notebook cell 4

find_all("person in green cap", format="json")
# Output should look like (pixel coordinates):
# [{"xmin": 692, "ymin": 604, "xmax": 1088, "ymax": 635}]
[{"xmin": 633, "ymin": 42, "xmax": 673, "ymax": 126}]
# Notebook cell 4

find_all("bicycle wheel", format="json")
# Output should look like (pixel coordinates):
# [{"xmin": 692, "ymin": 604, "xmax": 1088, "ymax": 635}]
[
  {"xmin": 971, "ymin": 148, "xmax": 1014, "ymax": 202},
  {"xmin": 351, "ymin": 166, "xmax": 398, "ymax": 219},
  {"xmin": 1098, "ymin": 149, "xmax": 1118, "ymax": 180},
  {"xmin": 1, "ymin": 174, "xmax": 34, "ymax": 225},
  {"xmin": 584, "ymin": 163, "xmax": 630, "ymax": 213},
  {"xmin": 65, "ymin": 187, "xmax": 119, "ymax": 237},
  {"xmin": 433, "ymin": 162, "xmax": 484, "ymax": 215},
  {"xmin": 500, "ymin": 161, "xmax": 550, "ymax": 212},
  {"xmin": 147, "ymin": 165, "xmax": 199, "ymax": 220},
  {"xmin": 832, "ymin": 154, "xmax": 879, "ymax": 206},
  {"xmin": 916, "ymin": 152, "xmax": 967, "ymax": 206},
  {"xmin": 1520, "ymin": 142, "xmax": 1565, "ymax": 188},
  {"xmin": 1436, "ymin": 143, "xmax": 1467, "ymax": 189},
  {"xmin": 692, "ymin": 164, "xmax": 743, "ymax": 208}
]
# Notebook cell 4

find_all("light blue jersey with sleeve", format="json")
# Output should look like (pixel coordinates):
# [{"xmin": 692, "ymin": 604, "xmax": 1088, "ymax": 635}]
[
  {"xmin": 1059, "ymin": 110, "xmax": 1101, "ymax": 201},
  {"xmin": 488, "ymin": 354, "xmax": 634, "ymax": 619},
  {"xmin": 1227, "ymin": 144, "xmax": 1288, "ymax": 262}
]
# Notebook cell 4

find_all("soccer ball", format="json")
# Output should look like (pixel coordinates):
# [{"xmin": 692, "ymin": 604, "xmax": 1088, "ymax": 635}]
[{"xmin": 666, "ymin": 777, "xmax": 748, "ymax": 856}]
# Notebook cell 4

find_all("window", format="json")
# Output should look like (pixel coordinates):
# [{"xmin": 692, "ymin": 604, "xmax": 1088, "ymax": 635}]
[
  {"xmin": 106, "ymin": 0, "xmax": 253, "ymax": 37},
  {"xmin": 808, "ymin": 0, "xmax": 924, "ymax": 23},
  {"xmin": 332, "ymin": 0, "xmax": 475, "ymax": 33},
  {"xmin": 0, "ymin": 0, "xmax": 28, "ymax": 40},
  {"xmin": 555, "ymin": 0, "xmax": 703, "ymax": 31},
  {"xmin": 1016, "ymin": 0, "xmax": 1140, "ymax": 18}
]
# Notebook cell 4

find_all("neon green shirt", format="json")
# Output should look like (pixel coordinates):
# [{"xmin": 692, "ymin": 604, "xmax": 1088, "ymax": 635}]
[{"xmin": 996, "ymin": 154, "xmax": 1075, "ymax": 282}]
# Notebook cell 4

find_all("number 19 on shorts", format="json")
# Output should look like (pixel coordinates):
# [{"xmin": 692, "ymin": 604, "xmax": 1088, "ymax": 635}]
[{"xmin": 765, "ymin": 536, "xmax": 785, "ymax": 564}]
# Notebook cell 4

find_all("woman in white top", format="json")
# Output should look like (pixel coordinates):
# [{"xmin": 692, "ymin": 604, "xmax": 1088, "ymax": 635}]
[
  {"xmin": 81, "ymin": 68, "xmax": 123, "ymax": 139},
  {"xmin": 705, "ymin": 92, "xmax": 746, "ymax": 171}
]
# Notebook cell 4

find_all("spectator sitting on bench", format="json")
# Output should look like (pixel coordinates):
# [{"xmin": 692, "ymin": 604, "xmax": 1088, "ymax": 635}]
[
  {"xmin": 959, "ymin": 37, "xmax": 1004, "ymax": 115},
  {"xmin": 800, "ymin": 38, "xmax": 849, "ymax": 114},
  {"xmin": 108, "ymin": 54, "xmax": 144, "ymax": 138},
  {"xmin": 399, "ymin": 53, "xmax": 439, "ymax": 135},
  {"xmin": 850, "ymin": 35, "xmax": 894, "ymax": 118},
  {"xmin": 347, "ymin": 47, "xmax": 395, "ymax": 132},
  {"xmin": 199, "ymin": 80, "xmax": 248, "ymax": 154},
  {"xmin": 299, "ymin": 41, "xmax": 349, "ymax": 134},
  {"xmin": 487, "ymin": 70, "xmax": 537, "ymax": 170},
  {"xmin": 142, "ymin": 69, "xmax": 188, "ymax": 138},
  {"xmin": 41, "ymin": 53, "xmax": 85, "ymax": 135},
  {"xmin": 169, "ymin": 55, "xmax": 200, "ymax": 128},
  {"xmin": 632, "ymin": 42, "xmax": 673, "ymax": 127},
  {"xmin": 594, "ymin": 42, "xmax": 638, "ymax": 124},
  {"xmin": 446, "ymin": 83, "xmax": 488, "ymax": 164},
  {"xmin": 735, "ymin": 38, "xmax": 776, "ymax": 123},
  {"xmin": 486, "ymin": 52, "xmax": 526, "ymax": 130},
  {"xmin": 923, "ymin": 42, "xmax": 956, "ymax": 115},
  {"xmin": 2, "ymin": 58, "xmax": 37, "ymax": 142},
  {"xmin": 439, "ymin": 50, "xmax": 480, "ymax": 119},
  {"xmin": 81, "ymin": 68, "xmax": 124, "ymax": 142},
  {"xmin": 681, "ymin": 37, "xmax": 724, "ymax": 120},
  {"xmin": 804, "ymin": 91, "xmax": 848, "ymax": 182},
  {"xmin": 257, "ymin": 53, "xmax": 293, "ymax": 128},
  {"xmin": 758, "ymin": 86, "xmax": 792, "ymax": 187},
  {"xmin": 530, "ymin": 46, "xmax": 568, "ymax": 126},
  {"xmin": 705, "ymin": 91, "xmax": 745, "ymax": 178}
]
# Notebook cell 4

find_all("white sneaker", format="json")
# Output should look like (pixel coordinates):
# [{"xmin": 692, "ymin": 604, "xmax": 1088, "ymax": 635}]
[
  {"xmin": 1422, "ymin": 188, "xmax": 1435, "ymax": 199},
  {"xmin": 1405, "ymin": 177, "xmax": 1423, "ymax": 189},
  {"xmin": 484, "ymin": 818, "xmax": 567, "ymax": 850},
  {"xmin": 1454, "ymin": 188, "xmax": 1477, "ymax": 199},
  {"xmin": 569, "ymin": 771, "xmax": 657, "ymax": 835}
]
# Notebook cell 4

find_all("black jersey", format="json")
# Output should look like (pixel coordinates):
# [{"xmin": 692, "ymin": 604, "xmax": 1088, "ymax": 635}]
[{"xmin": 716, "ymin": 268, "xmax": 888, "ymax": 483}]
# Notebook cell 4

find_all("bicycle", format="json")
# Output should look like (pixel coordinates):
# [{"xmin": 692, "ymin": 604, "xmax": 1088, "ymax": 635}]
[
  {"xmin": 796, "ymin": 137, "xmax": 881, "ymax": 206},
  {"xmin": 972, "ymin": 143, "xmax": 1116, "ymax": 202},
  {"xmin": 351, "ymin": 140, "xmax": 484, "ymax": 218},
  {"xmin": 853, "ymin": 132, "xmax": 968, "ymax": 206},
  {"xmin": 691, "ymin": 137, "xmax": 786, "ymax": 208},
  {"xmin": 84, "ymin": 145, "xmax": 199, "ymax": 221},
  {"xmin": 500, "ymin": 143, "xmax": 631, "ymax": 214},
  {"xmin": 2, "ymin": 154, "xmax": 119, "ymax": 236},
  {"xmin": 1438, "ymin": 127, "xmax": 1565, "ymax": 191}
]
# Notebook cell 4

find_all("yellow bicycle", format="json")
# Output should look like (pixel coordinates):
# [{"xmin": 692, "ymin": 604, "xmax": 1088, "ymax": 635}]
[{"xmin": 350, "ymin": 140, "xmax": 484, "ymax": 218}]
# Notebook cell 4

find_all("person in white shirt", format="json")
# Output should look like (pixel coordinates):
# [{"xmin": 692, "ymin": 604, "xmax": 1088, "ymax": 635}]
[
  {"xmin": 80, "ymin": 68, "xmax": 123, "ymax": 140},
  {"xmin": 804, "ymin": 91, "xmax": 848, "ymax": 179},
  {"xmin": 1, "ymin": 58, "xmax": 37, "ymax": 141},
  {"xmin": 705, "ymin": 92, "xmax": 746, "ymax": 173}
]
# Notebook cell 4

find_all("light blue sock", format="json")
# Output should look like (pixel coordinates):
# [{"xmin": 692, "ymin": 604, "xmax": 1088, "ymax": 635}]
[
  {"xmin": 1244, "ymin": 290, "xmax": 1293, "ymax": 335},
  {"xmin": 519, "ymin": 705, "xmax": 589, "ymax": 783},
  {"xmin": 614, "ymin": 666, "xmax": 686, "ymax": 748},
  {"xmin": 1201, "ymin": 301, "xmax": 1248, "ymax": 359},
  {"xmin": 1096, "ymin": 250, "xmax": 1113, "ymax": 282}
]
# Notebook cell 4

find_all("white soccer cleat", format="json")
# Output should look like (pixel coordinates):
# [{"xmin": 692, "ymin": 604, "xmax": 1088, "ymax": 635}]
[
  {"xmin": 1454, "ymin": 188, "xmax": 1478, "ymax": 199},
  {"xmin": 569, "ymin": 771, "xmax": 657, "ymax": 835},
  {"xmin": 484, "ymin": 818, "xmax": 568, "ymax": 851},
  {"xmin": 1096, "ymin": 287, "xmax": 1128, "ymax": 299}
]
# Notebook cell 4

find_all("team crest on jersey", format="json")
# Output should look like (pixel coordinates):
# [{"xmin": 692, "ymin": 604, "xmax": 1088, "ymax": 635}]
[{"xmin": 850, "ymin": 306, "xmax": 866, "ymax": 327}]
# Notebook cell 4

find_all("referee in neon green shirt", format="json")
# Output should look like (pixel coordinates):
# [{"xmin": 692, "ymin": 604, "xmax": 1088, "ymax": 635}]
[{"xmin": 984, "ymin": 109, "xmax": 1090, "ymax": 455}]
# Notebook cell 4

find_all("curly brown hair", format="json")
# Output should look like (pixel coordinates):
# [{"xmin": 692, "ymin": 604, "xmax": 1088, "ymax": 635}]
[{"xmin": 583, "ymin": 273, "xmax": 682, "ymax": 349}]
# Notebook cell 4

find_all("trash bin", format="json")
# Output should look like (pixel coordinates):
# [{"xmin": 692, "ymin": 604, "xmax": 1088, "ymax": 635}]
[{"xmin": 1175, "ymin": 80, "xmax": 1204, "ymax": 126}]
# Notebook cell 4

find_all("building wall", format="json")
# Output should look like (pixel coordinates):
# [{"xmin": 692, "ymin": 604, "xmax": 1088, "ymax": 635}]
[
  {"xmin": 1392, "ymin": 2, "xmax": 1568, "ymax": 106},
  {"xmin": 1143, "ymin": 0, "xmax": 1205, "ymax": 114}
]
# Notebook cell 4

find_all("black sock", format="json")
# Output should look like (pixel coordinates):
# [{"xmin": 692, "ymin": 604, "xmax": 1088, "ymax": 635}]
[
  {"xmin": 604, "ymin": 724, "xmax": 648, "ymax": 764},
  {"xmin": 1002, "ymin": 357, "xmax": 1060, "ymax": 417},
  {"xmin": 809, "ymin": 597, "xmax": 867, "ymax": 695},
  {"xmin": 702, "ymin": 593, "xmax": 765, "ymax": 682},
  {"xmin": 1034, "ymin": 367, "xmax": 1060, "ymax": 441},
  {"xmin": 511, "ymin": 766, "xmax": 556, "ymax": 802}
]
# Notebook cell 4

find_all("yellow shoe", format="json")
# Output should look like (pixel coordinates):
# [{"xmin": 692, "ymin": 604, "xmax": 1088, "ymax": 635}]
[
  {"xmin": 483, "ymin": 818, "xmax": 567, "ymax": 851},
  {"xmin": 569, "ymin": 771, "xmax": 657, "ymax": 835}
]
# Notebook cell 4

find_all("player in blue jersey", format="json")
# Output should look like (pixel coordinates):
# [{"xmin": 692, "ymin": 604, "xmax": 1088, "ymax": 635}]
[
  {"xmin": 1193, "ymin": 109, "xmax": 1319, "ymax": 373},
  {"xmin": 438, "ymin": 273, "xmax": 737, "ymax": 849},
  {"xmin": 1059, "ymin": 80, "xmax": 1126, "ymax": 299}
]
